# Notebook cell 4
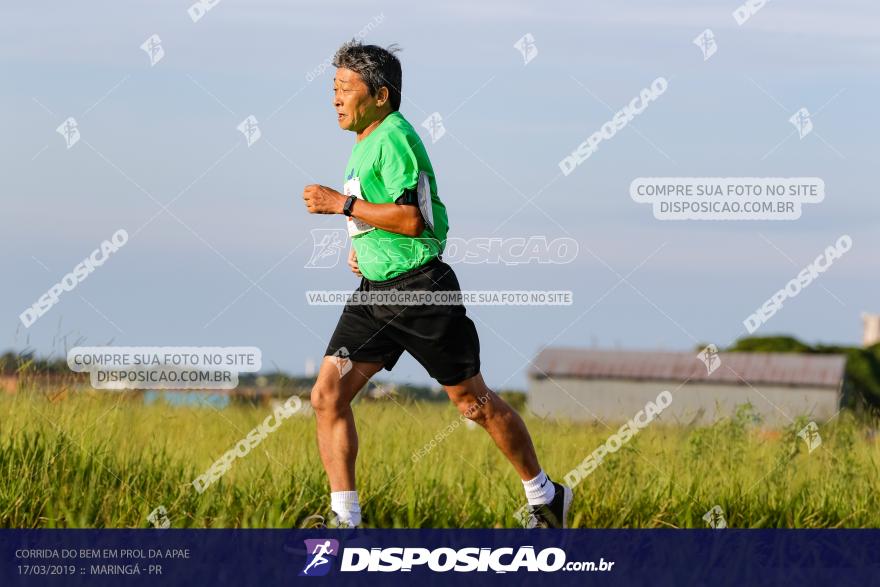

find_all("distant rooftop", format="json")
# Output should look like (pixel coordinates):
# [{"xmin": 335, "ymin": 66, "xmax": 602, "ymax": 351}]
[{"xmin": 530, "ymin": 347, "xmax": 847, "ymax": 389}]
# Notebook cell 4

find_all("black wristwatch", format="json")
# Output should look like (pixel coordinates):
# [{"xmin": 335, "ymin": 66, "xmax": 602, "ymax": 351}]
[{"xmin": 343, "ymin": 195, "xmax": 356, "ymax": 217}]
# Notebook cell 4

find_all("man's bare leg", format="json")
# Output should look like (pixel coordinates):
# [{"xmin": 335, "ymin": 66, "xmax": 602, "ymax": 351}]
[
  {"xmin": 444, "ymin": 372, "xmax": 573, "ymax": 527},
  {"xmin": 443, "ymin": 372, "xmax": 541, "ymax": 481},
  {"xmin": 310, "ymin": 357, "xmax": 383, "ymax": 491}
]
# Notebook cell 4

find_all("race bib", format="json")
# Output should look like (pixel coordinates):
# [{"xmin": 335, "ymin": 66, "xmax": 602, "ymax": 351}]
[{"xmin": 343, "ymin": 176, "xmax": 375, "ymax": 237}]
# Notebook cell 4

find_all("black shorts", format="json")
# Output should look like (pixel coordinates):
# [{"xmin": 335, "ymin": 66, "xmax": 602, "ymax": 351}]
[{"xmin": 324, "ymin": 257, "xmax": 481, "ymax": 386}]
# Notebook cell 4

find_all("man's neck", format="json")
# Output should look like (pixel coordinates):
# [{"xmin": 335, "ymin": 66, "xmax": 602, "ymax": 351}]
[{"xmin": 356, "ymin": 110, "xmax": 393, "ymax": 143}]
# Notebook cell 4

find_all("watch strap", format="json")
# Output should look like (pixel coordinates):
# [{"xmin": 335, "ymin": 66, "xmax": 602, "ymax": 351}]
[{"xmin": 343, "ymin": 195, "xmax": 356, "ymax": 216}]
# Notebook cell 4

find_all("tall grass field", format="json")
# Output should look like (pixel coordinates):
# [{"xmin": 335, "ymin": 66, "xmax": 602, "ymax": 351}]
[{"xmin": 1, "ymin": 387, "xmax": 878, "ymax": 528}]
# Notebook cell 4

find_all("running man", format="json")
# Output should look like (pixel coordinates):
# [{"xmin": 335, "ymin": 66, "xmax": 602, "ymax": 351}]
[{"xmin": 301, "ymin": 40, "xmax": 572, "ymax": 528}]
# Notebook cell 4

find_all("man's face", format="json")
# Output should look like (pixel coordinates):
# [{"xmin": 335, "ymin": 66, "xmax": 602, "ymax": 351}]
[{"xmin": 333, "ymin": 68, "xmax": 385, "ymax": 132}]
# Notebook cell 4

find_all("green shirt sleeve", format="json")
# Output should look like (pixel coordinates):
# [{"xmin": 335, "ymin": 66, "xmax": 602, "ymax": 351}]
[{"xmin": 378, "ymin": 133, "xmax": 420, "ymax": 202}]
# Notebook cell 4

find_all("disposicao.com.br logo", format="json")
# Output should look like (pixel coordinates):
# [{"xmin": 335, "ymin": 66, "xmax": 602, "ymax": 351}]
[{"xmin": 299, "ymin": 540, "xmax": 613, "ymax": 575}]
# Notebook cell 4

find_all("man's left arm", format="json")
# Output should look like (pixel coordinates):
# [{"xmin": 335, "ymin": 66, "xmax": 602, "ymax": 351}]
[{"xmin": 302, "ymin": 184, "xmax": 424, "ymax": 237}]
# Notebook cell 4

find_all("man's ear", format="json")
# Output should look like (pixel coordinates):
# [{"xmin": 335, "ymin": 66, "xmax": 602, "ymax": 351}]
[{"xmin": 375, "ymin": 86, "xmax": 390, "ymax": 108}]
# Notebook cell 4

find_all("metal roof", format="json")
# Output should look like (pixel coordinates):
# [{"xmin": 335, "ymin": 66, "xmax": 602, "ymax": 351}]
[{"xmin": 530, "ymin": 347, "xmax": 847, "ymax": 388}]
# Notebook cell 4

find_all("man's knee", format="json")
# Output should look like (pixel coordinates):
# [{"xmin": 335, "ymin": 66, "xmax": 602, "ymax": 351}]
[
  {"xmin": 310, "ymin": 380, "xmax": 347, "ymax": 415},
  {"xmin": 450, "ymin": 390, "xmax": 493, "ymax": 424}
]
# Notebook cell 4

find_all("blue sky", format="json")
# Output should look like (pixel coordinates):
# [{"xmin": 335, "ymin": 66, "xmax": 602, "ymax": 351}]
[{"xmin": 2, "ymin": 0, "xmax": 878, "ymax": 389}]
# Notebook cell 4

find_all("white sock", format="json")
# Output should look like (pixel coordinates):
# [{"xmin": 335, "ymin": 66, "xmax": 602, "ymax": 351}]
[
  {"xmin": 522, "ymin": 470, "xmax": 555, "ymax": 505},
  {"xmin": 330, "ymin": 490, "xmax": 361, "ymax": 526}
]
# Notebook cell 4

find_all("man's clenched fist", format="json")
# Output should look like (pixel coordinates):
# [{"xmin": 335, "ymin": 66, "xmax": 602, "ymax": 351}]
[
  {"xmin": 347, "ymin": 247, "xmax": 362, "ymax": 277},
  {"xmin": 303, "ymin": 184, "xmax": 345, "ymax": 214}
]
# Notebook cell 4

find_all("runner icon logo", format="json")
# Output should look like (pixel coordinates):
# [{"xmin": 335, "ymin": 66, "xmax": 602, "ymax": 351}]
[{"xmin": 300, "ymin": 539, "xmax": 339, "ymax": 577}]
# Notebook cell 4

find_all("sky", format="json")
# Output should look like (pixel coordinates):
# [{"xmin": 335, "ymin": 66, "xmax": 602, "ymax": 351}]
[{"xmin": 1, "ymin": 0, "xmax": 878, "ymax": 390}]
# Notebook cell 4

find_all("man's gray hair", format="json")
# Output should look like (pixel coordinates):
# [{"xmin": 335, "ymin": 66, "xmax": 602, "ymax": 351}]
[{"xmin": 332, "ymin": 41, "xmax": 402, "ymax": 111}]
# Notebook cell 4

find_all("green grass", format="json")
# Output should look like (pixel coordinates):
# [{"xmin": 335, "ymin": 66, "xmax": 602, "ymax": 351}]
[{"xmin": 1, "ymin": 388, "xmax": 879, "ymax": 528}]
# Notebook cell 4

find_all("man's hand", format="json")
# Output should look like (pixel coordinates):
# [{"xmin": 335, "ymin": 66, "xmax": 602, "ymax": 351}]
[
  {"xmin": 348, "ymin": 247, "xmax": 362, "ymax": 277},
  {"xmin": 303, "ymin": 184, "xmax": 345, "ymax": 214}
]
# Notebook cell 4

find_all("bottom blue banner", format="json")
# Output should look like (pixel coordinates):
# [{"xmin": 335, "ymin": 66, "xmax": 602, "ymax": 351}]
[{"xmin": 3, "ymin": 529, "xmax": 879, "ymax": 586}]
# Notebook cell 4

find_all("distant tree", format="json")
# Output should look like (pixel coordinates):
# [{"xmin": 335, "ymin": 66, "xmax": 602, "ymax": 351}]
[
  {"xmin": 497, "ymin": 390, "xmax": 527, "ymax": 413},
  {"xmin": 726, "ymin": 335, "xmax": 812, "ymax": 354},
  {"xmin": 0, "ymin": 350, "xmax": 67, "ymax": 375}
]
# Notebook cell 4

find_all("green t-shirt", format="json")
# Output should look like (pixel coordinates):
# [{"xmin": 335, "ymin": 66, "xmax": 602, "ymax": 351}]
[{"xmin": 344, "ymin": 111, "xmax": 449, "ymax": 281}]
